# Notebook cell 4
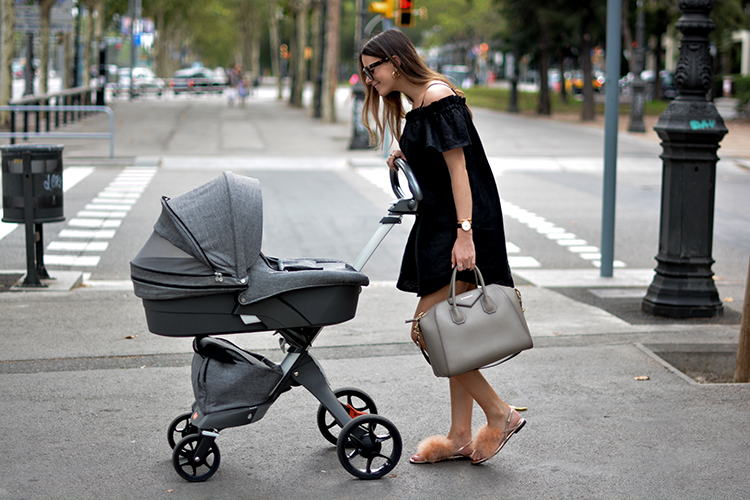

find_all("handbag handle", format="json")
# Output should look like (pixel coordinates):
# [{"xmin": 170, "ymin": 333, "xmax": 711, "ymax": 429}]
[{"xmin": 448, "ymin": 265, "xmax": 497, "ymax": 324}]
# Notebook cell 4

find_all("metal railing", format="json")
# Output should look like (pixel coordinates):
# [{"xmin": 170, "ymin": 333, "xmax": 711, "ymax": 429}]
[
  {"xmin": 5, "ymin": 85, "xmax": 98, "ymax": 131},
  {"xmin": 0, "ymin": 105, "xmax": 115, "ymax": 158}
]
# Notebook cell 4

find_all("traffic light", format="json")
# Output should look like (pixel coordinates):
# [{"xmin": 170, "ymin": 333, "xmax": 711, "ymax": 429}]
[
  {"xmin": 396, "ymin": 0, "xmax": 414, "ymax": 27},
  {"xmin": 368, "ymin": 0, "xmax": 394, "ymax": 18}
]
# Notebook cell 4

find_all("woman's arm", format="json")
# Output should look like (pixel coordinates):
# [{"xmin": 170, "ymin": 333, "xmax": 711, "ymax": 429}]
[{"xmin": 444, "ymin": 147, "xmax": 475, "ymax": 271}]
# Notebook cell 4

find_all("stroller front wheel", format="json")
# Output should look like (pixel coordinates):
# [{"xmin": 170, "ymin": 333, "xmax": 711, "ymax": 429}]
[
  {"xmin": 172, "ymin": 434, "xmax": 221, "ymax": 482},
  {"xmin": 337, "ymin": 414, "xmax": 402, "ymax": 480}
]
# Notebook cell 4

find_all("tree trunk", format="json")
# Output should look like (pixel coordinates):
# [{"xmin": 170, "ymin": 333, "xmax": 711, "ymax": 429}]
[
  {"xmin": 154, "ymin": 8, "xmax": 166, "ymax": 77},
  {"xmin": 537, "ymin": 28, "xmax": 552, "ymax": 116},
  {"xmin": 269, "ymin": 4, "xmax": 282, "ymax": 100},
  {"xmin": 734, "ymin": 256, "xmax": 750, "ymax": 383},
  {"xmin": 291, "ymin": 0, "xmax": 309, "ymax": 108},
  {"xmin": 622, "ymin": 0, "xmax": 636, "ymax": 75},
  {"xmin": 82, "ymin": 3, "xmax": 95, "ymax": 84},
  {"xmin": 558, "ymin": 50, "xmax": 568, "ymax": 104},
  {"xmin": 580, "ymin": 33, "xmax": 595, "ymax": 121},
  {"xmin": 40, "ymin": 0, "xmax": 56, "ymax": 96},
  {"xmin": 1, "ymin": 0, "xmax": 15, "ymax": 127},
  {"xmin": 311, "ymin": 0, "xmax": 324, "ymax": 118},
  {"xmin": 321, "ymin": 0, "xmax": 340, "ymax": 123}
]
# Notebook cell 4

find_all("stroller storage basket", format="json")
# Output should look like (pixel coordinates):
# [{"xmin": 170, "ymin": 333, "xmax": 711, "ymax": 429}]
[{"xmin": 191, "ymin": 337, "xmax": 283, "ymax": 414}]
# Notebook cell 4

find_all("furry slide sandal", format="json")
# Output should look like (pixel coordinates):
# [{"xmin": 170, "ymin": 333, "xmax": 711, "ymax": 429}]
[
  {"xmin": 409, "ymin": 435, "xmax": 473, "ymax": 464},
  {"xmin": 470, "ymin": 409, "xmax": 526, "ymax": 465}
]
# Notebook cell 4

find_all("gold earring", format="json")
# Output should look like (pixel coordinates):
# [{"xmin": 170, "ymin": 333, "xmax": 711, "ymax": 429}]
[{"xmin": 392, "ymin": 69, "xmax": 400, "ymax": 79}]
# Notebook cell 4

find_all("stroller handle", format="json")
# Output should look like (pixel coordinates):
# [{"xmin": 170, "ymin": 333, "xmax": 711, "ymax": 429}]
[{"xmin": 390, "ymin": 158, "xmax": 423, "ymax": 203}]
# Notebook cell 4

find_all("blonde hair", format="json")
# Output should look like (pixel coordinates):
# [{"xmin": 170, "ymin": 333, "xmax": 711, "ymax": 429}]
[{"xmin": 358, "ymin": 29, "xmax": 462, "ymax": 148}]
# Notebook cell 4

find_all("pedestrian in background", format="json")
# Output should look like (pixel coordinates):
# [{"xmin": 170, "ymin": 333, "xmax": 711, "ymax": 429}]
[
  {"xmin": 358, "ymin": 29, "xmax": 525, "ymax": 466},
  {"xmin": 227, "ymin": 64, "xmax": 241, "ymax": 106}
]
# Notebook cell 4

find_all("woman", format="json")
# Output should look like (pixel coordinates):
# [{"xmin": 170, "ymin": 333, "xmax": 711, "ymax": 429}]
[{"xmin": 359, "ymin": 29, "xmax": 525, "ymax": 465}]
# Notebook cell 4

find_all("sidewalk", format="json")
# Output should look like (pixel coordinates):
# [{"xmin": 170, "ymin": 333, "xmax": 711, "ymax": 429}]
[{"xmin": 1, "ymin": 87, "xmax": 748, "ymax": 500}]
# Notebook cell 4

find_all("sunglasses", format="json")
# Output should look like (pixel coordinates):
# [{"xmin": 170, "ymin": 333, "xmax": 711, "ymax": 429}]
[{"xmin": 362, "ymin": 57, "xmax": 389, "ymax": 81}]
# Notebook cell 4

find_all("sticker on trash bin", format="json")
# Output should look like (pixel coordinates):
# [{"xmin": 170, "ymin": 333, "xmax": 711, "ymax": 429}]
[{"xmin": 43, "ymin": 173, "xmax": 62, "ymax": 191}]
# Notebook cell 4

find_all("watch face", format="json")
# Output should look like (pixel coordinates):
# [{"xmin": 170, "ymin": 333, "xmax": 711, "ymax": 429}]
[{"xmin": 461, "ymin": 220, "xmax": 472, "ymax": 231}]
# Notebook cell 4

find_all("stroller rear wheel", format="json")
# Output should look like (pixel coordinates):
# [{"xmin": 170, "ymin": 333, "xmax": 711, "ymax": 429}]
[
  {"xmin": 172, "ymin": 434, "xmax": 221, "ymax": 482},
  {"xmin": 317, "ymin": 387, "xmax": 377, "ymax": 445},
  {"xmin": 167, "ymin": 412, "xmax": 198, "ymax": 449},
  {"xmin": 337, "ymin": 414, "xmax": 402, "ymax": 479}
]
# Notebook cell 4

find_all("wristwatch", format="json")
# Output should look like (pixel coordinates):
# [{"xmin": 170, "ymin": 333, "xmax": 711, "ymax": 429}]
[{"xmin": 457, "ymin": 218, "xmax": 472, "ymax": 231}]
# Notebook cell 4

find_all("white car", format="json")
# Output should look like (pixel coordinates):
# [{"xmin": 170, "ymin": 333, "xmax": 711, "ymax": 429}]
[{"xmin": 114, "ymin": 67, "xmax": 165, "ymax": 97}]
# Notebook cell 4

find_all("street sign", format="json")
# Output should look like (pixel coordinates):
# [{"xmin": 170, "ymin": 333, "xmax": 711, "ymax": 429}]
[{"xmin": 13, "ymin": 0, "xmax": 74, "ymax": 34}]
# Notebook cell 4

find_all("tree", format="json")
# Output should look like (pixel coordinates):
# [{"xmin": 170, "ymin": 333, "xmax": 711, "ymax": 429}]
[
  {"xmin": 0, "ymin": 0, "xmax": 14, "ymax": 128},
  {"xmin": 322, "ymin": 0, "xmax": 341, "ymax": 123}
]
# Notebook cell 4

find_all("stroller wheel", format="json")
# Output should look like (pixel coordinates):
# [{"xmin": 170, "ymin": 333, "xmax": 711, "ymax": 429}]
[
  {"xmin": 172, "ymin": 434, "xmax": 221, "ymax": 482},
  {"xmin": 317, "ymin": 387, "xmax": 377, "ymax": 446},
  {"xmin": 167, "ymin": 412, "xmax": 198, "ymax": 449},
  {"xmin": 337, "ymin": 414, "xmax": 402, "ymax": 480}
]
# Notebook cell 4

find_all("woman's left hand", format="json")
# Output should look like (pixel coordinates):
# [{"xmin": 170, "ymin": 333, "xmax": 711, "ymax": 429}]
[
  {"xmin": 452, "ymin": 231, "xmax": 475, "ymax": 272},
  {"xmin": 386, "ymin": 150, "xmax": 406, "ymax": 171}
]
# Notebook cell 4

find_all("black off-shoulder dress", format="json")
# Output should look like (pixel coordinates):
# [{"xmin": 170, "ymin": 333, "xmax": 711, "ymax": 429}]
[{"xmin": 396, "ymin": 94, "xmax": 514, "ymax": 296}]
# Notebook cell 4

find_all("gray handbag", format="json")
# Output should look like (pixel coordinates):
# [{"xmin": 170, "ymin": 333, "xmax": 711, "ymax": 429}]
[{"xmin": 409, "ymin": 266, "xmax": 533, "ymax": 378}]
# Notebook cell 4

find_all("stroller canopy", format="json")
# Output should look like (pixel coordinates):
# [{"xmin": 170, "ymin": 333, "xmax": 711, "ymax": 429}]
[
  {"xmin": 131, "ymin": 172, "xmax": 262, "ymax": 298},
  {"xmin": 154, "ymin": 171, "xmax": 262, "ymax": 279}
]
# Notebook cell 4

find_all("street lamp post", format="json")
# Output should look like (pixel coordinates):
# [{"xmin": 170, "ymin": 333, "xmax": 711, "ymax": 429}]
[
  {"xmin": 627, "ymin": 0, "xmax": 646, "ymax": 133},
  {"xmin": 642, "ymin": 0, "xmax": 727, "ymax": 318}
]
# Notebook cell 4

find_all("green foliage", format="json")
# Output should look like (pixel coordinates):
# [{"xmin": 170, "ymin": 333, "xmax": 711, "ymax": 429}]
[
  {"xmin": 417, "ymin": 0, "xmax": 506, "ymax": 47},
  {"xmin": 715, "ymin": 75, "xmax": 750, "ymax": 104},
  {"xmin": 462, "ymin": 86, "xmax": 670, "ymax": 115}
]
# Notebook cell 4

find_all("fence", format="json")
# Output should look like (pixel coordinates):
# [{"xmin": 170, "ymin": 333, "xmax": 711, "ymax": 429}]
[{"xmin": 0, "ymin": 85, "xmax": 114, "ymax": 157}]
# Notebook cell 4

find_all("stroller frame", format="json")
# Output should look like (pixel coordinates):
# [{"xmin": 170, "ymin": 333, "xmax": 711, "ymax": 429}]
[{"xmin": 161, "ymin": 160, "xmax": 422, "ymax": 482}]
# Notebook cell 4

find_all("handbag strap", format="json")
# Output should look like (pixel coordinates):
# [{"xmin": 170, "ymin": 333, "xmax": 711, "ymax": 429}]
[
  {"xmin": 406, "ymin": 312, "xmax": 432, "ymax": 365},
  {"xmin": 448, "ymin": 266, "xmax": 497, "ymax": 323}
]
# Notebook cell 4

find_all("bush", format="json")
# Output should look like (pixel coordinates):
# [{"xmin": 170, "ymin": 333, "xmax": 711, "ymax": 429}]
[{"xmin": 714, "ymin": 75, "xmax": 750, "ymax": 104}]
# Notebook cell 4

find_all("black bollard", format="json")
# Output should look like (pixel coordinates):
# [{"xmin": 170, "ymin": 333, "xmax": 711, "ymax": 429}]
[{"xmin": 642, "ymin": 0, "xmax": 726, "ymax": 318}]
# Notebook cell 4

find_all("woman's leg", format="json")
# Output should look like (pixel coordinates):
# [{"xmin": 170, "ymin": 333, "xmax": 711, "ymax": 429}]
[
  {"xmin": 452, "ymin": 369, "xmax": 509, "ymax": 428},
  {"xmin": 452, "ymin": 369, "xmax": 523, "ymax": 462},
  {"xmin": 410, "ymin": 282, "xmax": 475, "ymax": 461}
]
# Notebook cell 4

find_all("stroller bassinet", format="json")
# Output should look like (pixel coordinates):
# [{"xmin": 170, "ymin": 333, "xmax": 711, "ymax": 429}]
[{"xmin": 130, "ymin": 172, "xmax": 370, "ymax": 337}]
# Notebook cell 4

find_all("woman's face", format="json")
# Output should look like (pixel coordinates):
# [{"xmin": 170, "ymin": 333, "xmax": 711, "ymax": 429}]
[{"xmin": 361, "ymin": 54, "xmax": 395, "ymax": 96}]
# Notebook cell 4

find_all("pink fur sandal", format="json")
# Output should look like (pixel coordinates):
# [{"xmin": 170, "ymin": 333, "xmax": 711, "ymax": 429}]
[
  {"xmin": 409, "ymin": 435, "xmax": 472, "ymax": 464},
  {"xmin": 470, "ymin": 409, "xmax": 526, "ymax": 465}
]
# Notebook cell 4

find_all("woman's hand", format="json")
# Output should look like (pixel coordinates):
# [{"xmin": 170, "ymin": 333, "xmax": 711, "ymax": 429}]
[
  {"xmin": 452, "ymin": 231, "xmax": 476, "ymax": 272},
  {"xmin": 386, "ymin": 150, "xmax": 406, "ymax": 171}
]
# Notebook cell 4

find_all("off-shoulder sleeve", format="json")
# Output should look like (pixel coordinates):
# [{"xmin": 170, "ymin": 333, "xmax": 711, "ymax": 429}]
[{"xmin": 422, "ymin": 98, "xmax": 472, "ymax": 153}]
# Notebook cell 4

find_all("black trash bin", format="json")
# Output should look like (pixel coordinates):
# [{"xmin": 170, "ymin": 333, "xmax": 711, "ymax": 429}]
[
  {"xmin": 1, "ymin": 144, "xmax": 65, "ymax": 287},
  {"xmin": 1, "ymin": 144, "xmax": 65, "ymax": 223}
]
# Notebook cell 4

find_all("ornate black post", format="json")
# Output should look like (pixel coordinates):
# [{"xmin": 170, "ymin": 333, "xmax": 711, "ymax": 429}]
[{"xmin": 642, "ymin": 0, "xmax": 726, "ymax": 318}]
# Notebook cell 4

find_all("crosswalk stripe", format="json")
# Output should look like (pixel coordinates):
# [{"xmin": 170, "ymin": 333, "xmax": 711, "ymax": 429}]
[{"xmin": 44, "ymin": 166, "xmax": 157, "ymax": 271}]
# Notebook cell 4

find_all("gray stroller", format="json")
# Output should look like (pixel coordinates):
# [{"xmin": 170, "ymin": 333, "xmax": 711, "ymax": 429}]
[{"xmin": 130, "ymin": 160, "xmax": 421, "ymax": 482}]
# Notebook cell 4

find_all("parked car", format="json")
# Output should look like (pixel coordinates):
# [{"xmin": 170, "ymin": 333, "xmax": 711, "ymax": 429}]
[
  {"xmin": 619, "ymin": 70, "xmax": 676, "ymax": 100},
  {"xmin": 565, "ymin": 70, "xmax": 605, "ymax": 94},
  {"xmin": 168, "ymin": 67, "xmax": 226, "ymax": 94},
  {"xmin": 112, "ymin": 67, "xmax": 165, "ymax": 98},
  {"xmin": 642, "ymin": 70, "xmax": 677, "ymax": 100},
  {"xmin": 441, "ymin": 65, "xmax": 473, "ymax": 88}
]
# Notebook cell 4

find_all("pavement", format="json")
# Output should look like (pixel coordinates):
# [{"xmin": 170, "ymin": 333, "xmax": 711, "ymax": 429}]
[{"xmin": 1, "ymin": 85, "xmax": 749, "ymax": 500}]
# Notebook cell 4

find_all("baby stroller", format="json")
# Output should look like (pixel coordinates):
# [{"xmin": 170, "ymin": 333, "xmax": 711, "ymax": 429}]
[{"xmin": 130, "ymin": 160, "xmax": 422, "ymax": 482}]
